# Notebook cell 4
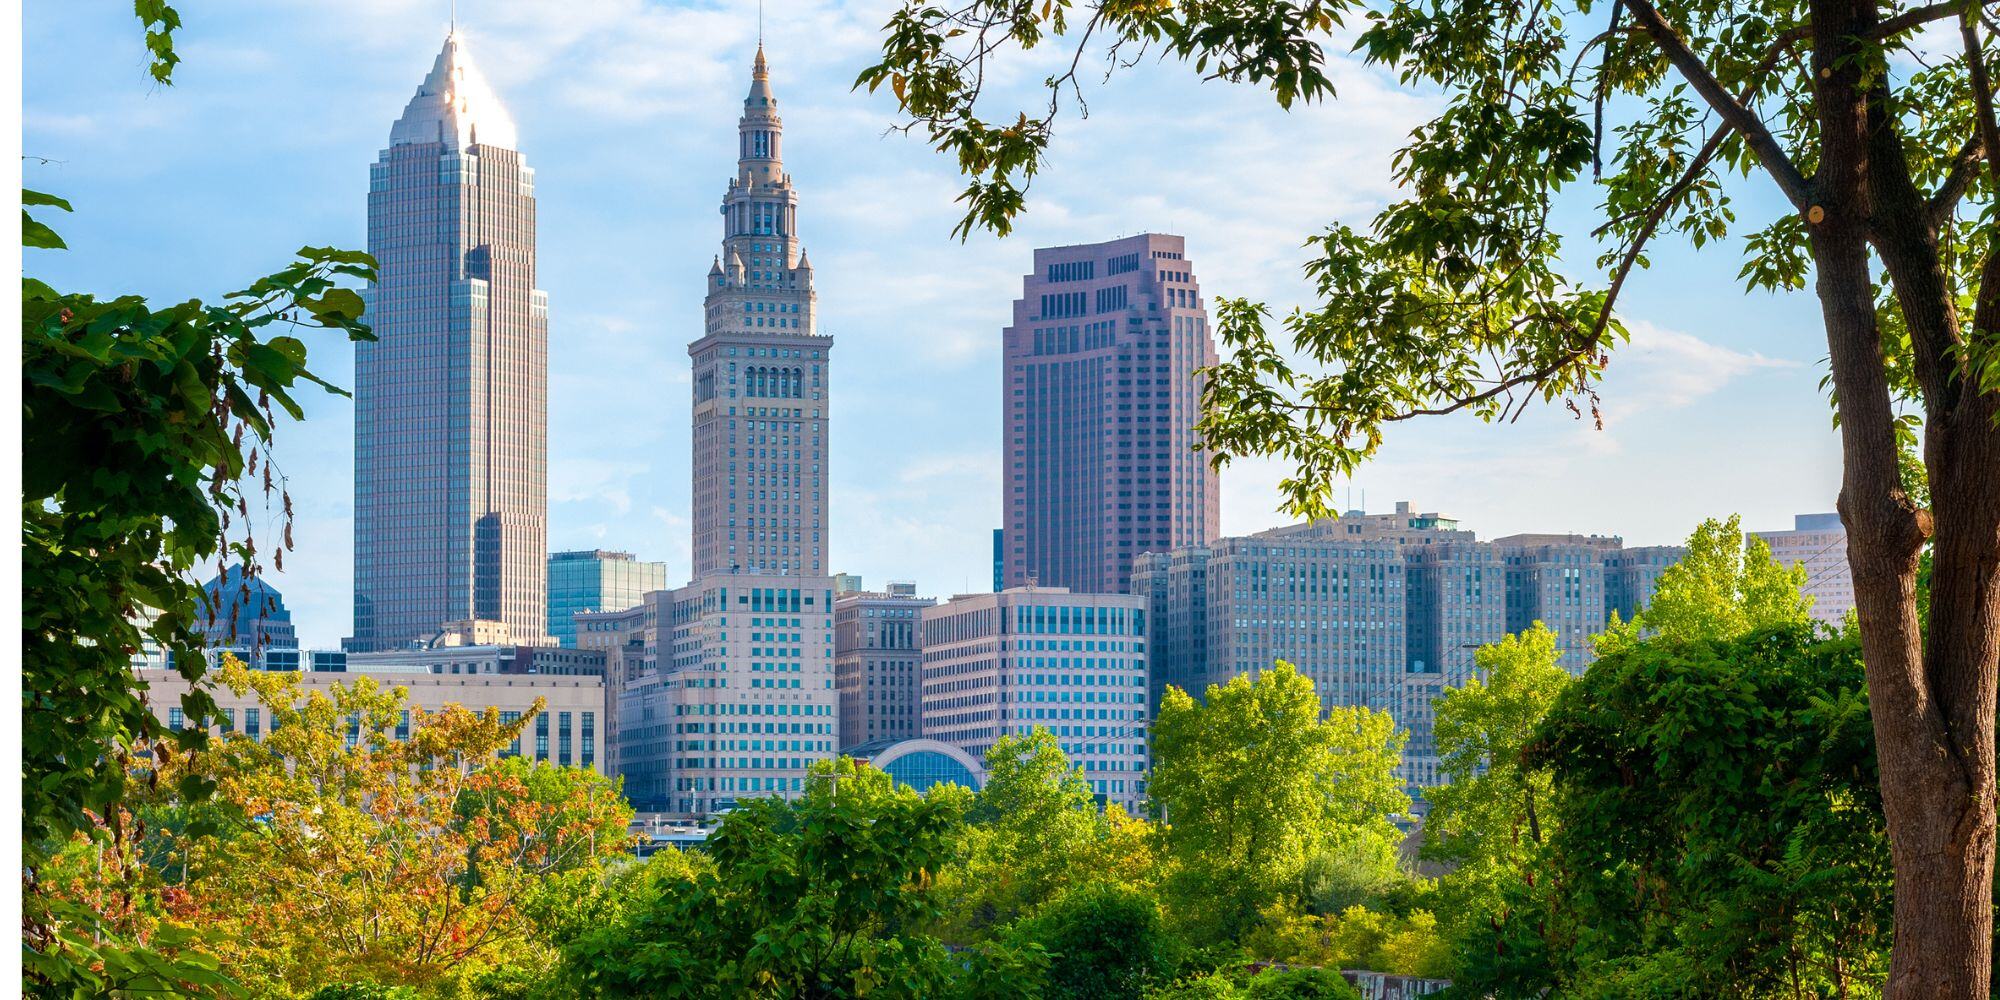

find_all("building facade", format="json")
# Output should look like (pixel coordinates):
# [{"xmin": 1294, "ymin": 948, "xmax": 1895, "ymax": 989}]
[
  {"xmin": 614, "ymin": 577, "xmax": 839, "ymax": 816},
  {"xmin": 1001, "ymin": 234, "xmax": 1219, "ymax": 596},
  {"xmin": 688, "ymin": 46, "xmax": 831, "ymax": 579},
  {"xmin": 547, "ymin": 549, "xmax": 669, "ymax": 647},
  {"xmin": 1605, "ymin": 545, "xmax": 1688, "ymax": 622},
  {"xmin": 1754, "ymin": 513, "xmax": 1854, "ymax": 626},
  {"xmin": 921, "ymin": 588, "xmax": 1149, "ymax": 812},
  {"xmin": 1495, "ymin": 533, "xmax": 1623, "ymax": 669},
  {"xmin": 835, "ymin": 585, "xmax": 934, "ymax": 749},
  {"xmin": 351, "ymin": 31, "xmax": 549, "ymax": 652},
  {"xmin": 138, "ymin": 668, "xmax": 608, "ymax": 774}
]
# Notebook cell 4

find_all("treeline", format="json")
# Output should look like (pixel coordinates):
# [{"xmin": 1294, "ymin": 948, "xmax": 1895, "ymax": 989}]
[{"xmin": 36, "ymin": 517, "xmax": 1937, "ymax": 998}]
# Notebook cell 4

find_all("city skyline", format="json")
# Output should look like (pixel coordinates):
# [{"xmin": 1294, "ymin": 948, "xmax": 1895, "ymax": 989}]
[{"xmin": 24, "ymin": 1, "xmax": 1845, "ymax": 648}]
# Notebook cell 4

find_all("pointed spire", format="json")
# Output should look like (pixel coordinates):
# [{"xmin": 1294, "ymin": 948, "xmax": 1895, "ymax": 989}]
[
  {"xmin": 745, "ymin": 44, "xmax": 776, "ymax": 110},
  {"xmin": 795, "ymin": 247, "xmax": 812, "ymax": 271},
  {"xmin": 389, "ymin": 29, "xmax": 519, "ymax": 152},
  {"xmin": 709, "ymin": 255, "xmax": 724, "ymax": 277}
]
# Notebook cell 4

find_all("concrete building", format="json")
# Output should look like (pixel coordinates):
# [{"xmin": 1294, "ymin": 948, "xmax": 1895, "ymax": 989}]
[
  {"xmin": 921, "ymin": 587, "xmax": 1149, "ymax": 812},
  {"xmin": 1000, "ymin": 234, "xmax": 1219, "ymax": 596},
  {"xmin": 1136, "ymin": 503, "xmax": 1685, "ymax": 795},
  {"xmin": 350, "ymin": 31, "xmax": 550, "ymax": 652},
  {"xmin": 546, "ymin": 549, "xmax": 668, "ymax": 647},
  {"xmin": 1605, "ymin": 545, "xmax": 1688, "ymax": 622},
  {"xmin": 610, "ymin": 577, "xmax": 839, "ymax": 816},
  {"xmin": 1754, "ymin": 513, "xmax": 1854, "ymax": 626},
  {"xmin": 1131, "ymin": 527, "xmax": 1410, "ymax": 792},
  {"xmin": 137, "ymin": 667, "xmax": 608, "ymax": 773},
  {"xmin": 1495, "ymin": 533, "xmax": 1623, "ymax": 670},
  {"xmin": 835, "ymin": 585, "xmax": 934, "ymax": 749},
  {"xmin": 345, "ymin": 643, "xmax": 607, "ymax": 677},
  {"xmin": 688, "ymin": 45, "xmax": 831, "ymax": 579}
]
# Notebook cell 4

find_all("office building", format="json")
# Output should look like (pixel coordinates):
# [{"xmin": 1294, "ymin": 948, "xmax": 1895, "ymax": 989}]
[
  {"xmin": 1000, "ymin": 234, "xmax": 1219, "ymax": 595},
  {"xmin": 921, "ymin": 587, "xmax": 1149, "ymax": 812},
  {"xmin": 350, "ymin": 30, "xmax": 550, "ymax": 651},
  {"xmin": 546, "ymin": 550, "xmax": 669, "ymax": 647},
  {"xmin": 1754, "ymin": 513, "xmax": 1854, "ymax": 626},
  {"xmin": 1605, "ymin": 545, "xmax": 1688, "ymax": 622},
  {"xmin": 688, "ymin": 45, "xmax": 831, "ymax": 579},
  {"xmin": 1495, "ymin": 533, "xmax": 1623, "ymax": 669},
  {"xmin": 196, "ymin": 566, "xmax": 299, "ymax": 669},
  {"xmin": 835, "ymin": 584, "xmax": 934, "ymax": 749},
  {"xmin": 611, "ymin": 577, "xmax": 838, "ymax": 815},
  {"xmin": 138, "ymin": 668, "xmax": 607, "ymax": 774}
]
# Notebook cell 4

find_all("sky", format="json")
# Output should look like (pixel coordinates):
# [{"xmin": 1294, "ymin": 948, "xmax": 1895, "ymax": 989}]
[{"xmin": 24, "ymin": 0, "xmax": 1847, "ymax": 649}]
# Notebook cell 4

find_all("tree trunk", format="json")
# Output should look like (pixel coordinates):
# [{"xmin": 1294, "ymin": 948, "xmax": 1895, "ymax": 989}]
[{"xmin": 1810, "ymin": 1, "xmax": 1999, "ymax": 994}]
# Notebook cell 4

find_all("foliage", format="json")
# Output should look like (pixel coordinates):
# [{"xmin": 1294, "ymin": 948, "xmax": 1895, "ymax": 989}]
[
  {"xmin": 1146, "ymin": 965, "xmax": 1363, "ymax": 1000},
  {"xmin": 938, "ymin": 729, "xmax": 1159, "ymax": 937},
  {"xmin": 1420, "ymin": 624, "xmax": 1570, "ymax": 956},
  {"xmin": 1242, "ymin": 903, "xmax": 1451, "ymax": 980},
  {"xmin": 1452, "ymin": 627, "xmax": 1891, "ymax": 996},
  {"xmin": 114, "ymin": 661, "xmax": 634, "ymax": 996},
  {"xmin": 1595, "ymin": 515, "xmax": 1815, "ymax": 655},
  {"xmin": 1007, "ymin": 881, "xmax": 1178, "ymax": 999},
  {"xmin": 552, "ymin": 756, "xmax": 1041, "ymax": 998},
  {"xmin": 1150, "ymin": 663, "xmax": 1408, "ymax": 940}
]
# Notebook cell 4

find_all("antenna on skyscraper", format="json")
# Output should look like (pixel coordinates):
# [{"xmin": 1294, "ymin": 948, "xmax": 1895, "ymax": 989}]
[{"xmin": 758, "ymin": 0, "xmax": 764, "ymax": 45}]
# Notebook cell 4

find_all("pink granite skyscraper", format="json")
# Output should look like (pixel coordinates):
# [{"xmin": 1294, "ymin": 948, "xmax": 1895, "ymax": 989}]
[{"xmin": 1001, "ymin": 234, "xmax": 1220, "ymax": 594}]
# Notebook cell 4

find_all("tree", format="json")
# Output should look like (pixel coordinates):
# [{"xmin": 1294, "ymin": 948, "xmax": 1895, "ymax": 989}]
[
  {"xmin": 940, "ymin": 729, "xmax": 1159, "ymax": 936},
  {"xmin": 1596, "ymin": 514, "xmax": 1815, "ymax": 654},
  {"xmin": 137, "ymin": 662, "xmax": 634, "ymax": 996},
  {"xmin": 861, "ymin": 2, "xmax": 1999, "ymax": 990},
  {"xmin": 22, "ymin": 8, "xmax": 375, "ymax": 992},
  {"xmin": 1007, "ymin": 882, "xmax": 1177, "ymax": 1000},
  {"xmin": 1420, "ymin": 624, "xmax": 1570, "ymax": 952},
  {"xmin": 1149, "ymin": 663, "xmax": 1409, "ymax": 938},
  {"xmin": 553, "ymin": 757, "xmax": 1040, "ymax": 998},
  {"xmin": 1455, "ymin": 626, "xmax": 1892, "ymax": 995}
]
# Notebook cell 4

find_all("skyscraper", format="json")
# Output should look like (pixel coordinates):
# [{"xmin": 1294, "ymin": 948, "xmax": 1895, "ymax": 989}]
[
  {"xmin": 350, "ymin": 31, "xmax": 549, "ymax": 652},
  {"xmin": 1754, "ymin": 513, "xmax": 1855, "ymax": 625},
  {"xmin": 689, "ymin": 46, "xmax": 830, "ymax": 579},
  {"xmin": 546, "ymin": 550, "xmax": 669, "ymax": 647},
  {"xmin": 1001, "ymin": 234, "xmax": 1219, "ymax": 595}
]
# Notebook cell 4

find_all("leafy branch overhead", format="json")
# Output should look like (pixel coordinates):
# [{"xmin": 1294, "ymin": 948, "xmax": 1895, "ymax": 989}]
[{"xmin": 858, "ymin": 0, "xmax": 1997, "ymax": 519}]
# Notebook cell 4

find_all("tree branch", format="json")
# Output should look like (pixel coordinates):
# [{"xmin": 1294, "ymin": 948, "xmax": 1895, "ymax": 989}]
[
  {"xmin": 1624, "ymin": 0, "xmax": 1815, "ymax": 210},
  {"xmin": 1927, "ymin": 133, "xmax": 1989, "ymax": 224}
]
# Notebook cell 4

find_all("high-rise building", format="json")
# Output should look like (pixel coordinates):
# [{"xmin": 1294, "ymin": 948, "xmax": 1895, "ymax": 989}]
[
  {"xmin": 615, "ymin": 577, "xmax": 839, "ymax": 816},
  {"xmin": 197, "ymin": 565, "xmax": 300, "ymax": 669},
  {"xmin": 1754, "ymin": 513, "xmax": 1854, "ymax": 626},
  {"xmin": 350, "ymin": 31, "xmax": 549, "ymax": 652},
  {"xmin": 1137, "ymin": 504, "xmax": 1684, "ymax": 795},
  {"xmin": 835, "ymin": 586, "xmax": 935, "ymax": 749},
  {"xmin": 921, "ymin": 587, "xmax": 1149, "ymax": 812},
  {"xmin": 604, "ymin": 47, "xmax": 839, "ymax": 818},
  {"xmin": 1001, "ymin": 234, "xmax": 1219, "ymax": 596},
  {"xmin": 1604, "ymin": 545, "xmax": 1688, "ymax": 622},
  {"xmin": 688, "ymin": 45, "xmax": 830, "ymax": 579},
  {"xmin": 1495, "ymin": 533, "xmax": 1622, "ymax": 669},
  {"xmin": 546, "ymin": 550, "xmax": 669, "ymax": 647}
]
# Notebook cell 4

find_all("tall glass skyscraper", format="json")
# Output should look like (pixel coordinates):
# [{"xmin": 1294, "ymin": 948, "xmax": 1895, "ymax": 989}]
[
  {"xmin": 349, "ymin": 31, "xmax": 549, "ymax": 652},
  {"xmin": 1001, "ymin": 234, "xmax": 1219, "ymax": 595},
  {"xmin": 689, "ymin": 45, "xmax": 831, "ymax": 579},
  {"xmin": 546, "ymin": 549, "xmax": 668, "ymax": 647}
]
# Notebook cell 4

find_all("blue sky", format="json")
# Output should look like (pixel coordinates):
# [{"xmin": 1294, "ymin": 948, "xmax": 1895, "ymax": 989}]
[{"xmin": 25, "ymin": 0, "xmax": 1846, "ymax": 648}]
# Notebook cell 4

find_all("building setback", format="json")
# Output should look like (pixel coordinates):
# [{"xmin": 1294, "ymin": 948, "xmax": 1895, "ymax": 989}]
[
  {"xmin": 1495, "ymin": 533, "xmax": 1622, "ymax": 667},
  {"xmin": 921, "ymin": 587, "xmax": 1149, "ymax": 813},
  {"xmin": 547, "ymin": 549, "xmax": 669, "ymax": 647},
  {"xmin": 1754, "ymin": 513, "xmax": 1854, "ymax": 626},
  {"xmin": 835, "ymin": 583, "xmax": 934, "ymax": 750},
  {"xmin": 1001, "ymin": 234, "xmax": 1219, "ymax": 596},
  {"xmin": 594, "ymin": 48, "xmax": 840, "ymax": 818},
  {"xmin": 350, "ymin": 31, "xmax": 549, "ymax": 652}
]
